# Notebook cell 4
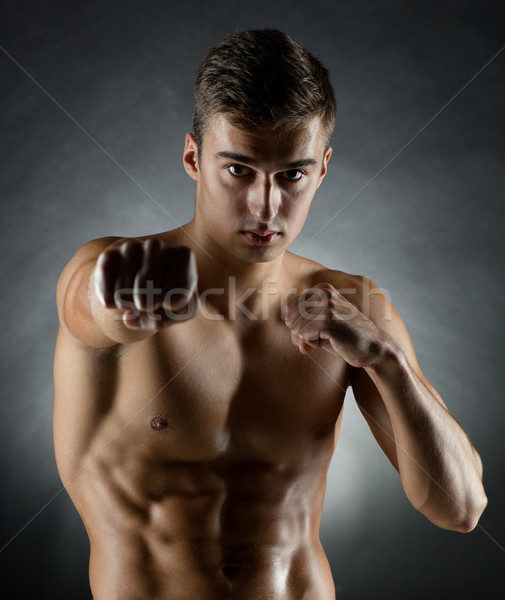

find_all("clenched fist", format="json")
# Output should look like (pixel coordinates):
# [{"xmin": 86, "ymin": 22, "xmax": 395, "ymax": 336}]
[
  {"xmin": 284, "ymin": 282, "xmax": 384, "ymax": 368},
  {"xmin": 93, "ymin": 238, "xmax": 199, "ymax": 330}
]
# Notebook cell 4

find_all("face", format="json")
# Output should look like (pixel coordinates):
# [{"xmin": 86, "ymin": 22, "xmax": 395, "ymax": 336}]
[{"xmin": 183, "ymin": 113, "xmax": 332, "ymax": 263}]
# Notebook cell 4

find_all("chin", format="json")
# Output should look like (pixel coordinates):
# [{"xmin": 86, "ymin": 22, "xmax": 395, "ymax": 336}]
[
  {"xmin": 230, "ymin": 245, "xmax": 283, "ymax": 264},
  {"xmin": 245, "ymin": 254, "xmax": 278, "ymax": 264}
]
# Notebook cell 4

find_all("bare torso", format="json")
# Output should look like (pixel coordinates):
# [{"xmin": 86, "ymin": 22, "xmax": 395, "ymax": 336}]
[{"xmin": 53, "ymin": 235, "xmax": 354, "ymax": 600}]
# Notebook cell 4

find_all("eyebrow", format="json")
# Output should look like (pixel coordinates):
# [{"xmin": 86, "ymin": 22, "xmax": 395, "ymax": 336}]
[{"xmin": 214, "ymin": 151, "xmax": 318, "ymax": 170}]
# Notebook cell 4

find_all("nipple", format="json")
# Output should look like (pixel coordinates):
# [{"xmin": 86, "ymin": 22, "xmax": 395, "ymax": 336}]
[
  {"xmin": 314, "ymin": 427, "xmax": 329, "ymax": 440},
  {"xmin": 150, "ymin": 415, "xmax": 171, "ymax": 431},
  {"xmin": 221, "ymin": 565, "xmax": 239, "ymax": 579}
]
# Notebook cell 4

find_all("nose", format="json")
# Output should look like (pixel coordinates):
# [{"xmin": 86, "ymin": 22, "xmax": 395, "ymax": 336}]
[{"xmin": 249, "ymin": 179, "xmax": 281, "ymax": 223}]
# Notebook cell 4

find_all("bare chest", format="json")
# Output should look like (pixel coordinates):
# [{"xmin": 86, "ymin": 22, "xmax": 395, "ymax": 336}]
[{"xmin": 105, "ymin": 314, "xmax": 348, "ymax": 464}]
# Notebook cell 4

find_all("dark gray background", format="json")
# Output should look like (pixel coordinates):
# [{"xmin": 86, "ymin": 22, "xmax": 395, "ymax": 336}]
[{"xmin": 1, "ymin": 1, "xmax": 504, "ymax": 598}]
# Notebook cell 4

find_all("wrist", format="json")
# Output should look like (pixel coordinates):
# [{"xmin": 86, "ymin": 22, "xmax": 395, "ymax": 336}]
[{"xmin": 366, "ymin": 331, "xmax": 404, "ymax": 375}]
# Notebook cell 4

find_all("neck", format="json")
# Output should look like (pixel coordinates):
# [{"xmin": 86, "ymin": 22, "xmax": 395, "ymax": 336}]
[{"xmin": 180, "ymin": 220, "xmax": 289, "ymax": 320}]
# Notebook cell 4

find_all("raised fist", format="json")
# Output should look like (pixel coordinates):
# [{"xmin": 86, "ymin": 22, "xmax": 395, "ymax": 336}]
[{"xmin": 93, "ymin": 238, "xmax": 198, "ymax": 330}]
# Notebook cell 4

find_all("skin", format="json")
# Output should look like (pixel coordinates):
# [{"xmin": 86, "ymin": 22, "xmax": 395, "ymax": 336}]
[{"xmin": 54, "ymin": 114, "xmax": 487, "ymax": 599}]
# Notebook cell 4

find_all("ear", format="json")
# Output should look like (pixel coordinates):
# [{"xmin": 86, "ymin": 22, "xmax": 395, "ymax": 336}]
[
  {"xmin": 316, "ymin": 145, "xmax": 332, "ymax": 190},
  {"xmin": 183, "ymin": 132, "xmax": 200, "ymax": 182}
]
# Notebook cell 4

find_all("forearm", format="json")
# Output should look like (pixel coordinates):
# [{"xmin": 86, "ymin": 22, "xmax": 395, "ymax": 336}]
[{"xmin": 365, "ymin": 337, "xmax": 487, "ymax": 532}]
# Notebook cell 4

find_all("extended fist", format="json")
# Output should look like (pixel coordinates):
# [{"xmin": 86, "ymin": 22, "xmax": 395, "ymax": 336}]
[{"xmin": 94, "ymin": 238, "xmax": 198, "ymax": 330}]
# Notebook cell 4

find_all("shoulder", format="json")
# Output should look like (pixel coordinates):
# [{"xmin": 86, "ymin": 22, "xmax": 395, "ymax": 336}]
[
  {"xmin": 56, "ymin": 229, "xmax": 184, "ymax": 344},
  {"xmin": 283, "ymin": 252, "xmax": 359, "ymax": 291},
  {"xmin": 316, "ymin": 268, "xmax": 402, "ymax": 346},
  {"xmin": 285, "ymin": 252, "xmax": 383, "ymax": 318},
  {"xmin": 288, "ymin": 256, "xmax": 401, "ymax": 341},
  {"xmin": 56, "ymin": 236, "xmax": 124, "ymax": 315},
  {"xmin": 312, "ymin": 269, "xmax": 391, "ymax": 323}
]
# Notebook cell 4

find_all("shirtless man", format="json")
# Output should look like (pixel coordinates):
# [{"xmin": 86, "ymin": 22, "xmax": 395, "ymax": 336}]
[{"xmin": 53, "ymin": 29, "xmax": 487, "ymax": 599}]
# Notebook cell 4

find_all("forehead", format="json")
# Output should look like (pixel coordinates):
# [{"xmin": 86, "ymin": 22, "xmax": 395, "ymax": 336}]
[{"xmin": 202, "ymin": 113, "xmax": 326, "ymax": 163}]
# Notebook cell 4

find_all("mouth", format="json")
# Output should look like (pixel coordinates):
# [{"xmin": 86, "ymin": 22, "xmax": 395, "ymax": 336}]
[{"xmin": 241, "ymin": 230, "xmax": 280, "ymax": 246}]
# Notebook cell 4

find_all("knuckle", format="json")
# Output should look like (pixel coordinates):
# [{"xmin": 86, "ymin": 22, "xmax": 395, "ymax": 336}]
[
  {"xmin": 120, "ymin": 240, "xmax": 143, "ymax": 260},
  {"xmin": 144, "ymin": 238, "xmax": 162, "ymax": 256}
]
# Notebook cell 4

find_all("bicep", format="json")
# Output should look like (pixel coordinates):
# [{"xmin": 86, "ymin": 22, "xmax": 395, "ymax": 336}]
[
  {"xmin": 53, "ymin": 327, "xmax": 119, "ymax": 480},
  {"xmin": 349, "ymin": 277, "xmax": 448, "ymax": 471},
  {"xmin": 364, "ymin": 277, "xmax": 448, "ymax": 410}
]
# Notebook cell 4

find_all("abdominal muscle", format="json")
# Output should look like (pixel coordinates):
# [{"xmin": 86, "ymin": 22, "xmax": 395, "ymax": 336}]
[{"xmin": 75, "ymin": 445, "xmax": 336, "ymax": 600}]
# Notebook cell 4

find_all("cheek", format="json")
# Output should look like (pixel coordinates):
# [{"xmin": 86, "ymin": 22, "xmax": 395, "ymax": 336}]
[
  {"xmin": 201, "ymin": 173, "xmax": 232, "ymax": 209},
  {"xmin": 281, "ymin": 190, "xmax": 312, "ymax": 221},
  {"xmin": 205, "ymin": 171, "xmax": 243, "ymax": 201}
]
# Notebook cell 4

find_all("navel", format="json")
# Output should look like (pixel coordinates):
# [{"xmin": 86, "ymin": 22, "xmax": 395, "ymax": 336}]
[{"xmin": 150, "ymin": 415, "xmax": 171, "ymax": 431}]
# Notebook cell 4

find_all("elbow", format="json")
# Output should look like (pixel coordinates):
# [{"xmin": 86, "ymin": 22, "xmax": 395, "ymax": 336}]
[
  {"xmin": 417, "ymin": 489, "xmax": 488, "ymax": 533},
  {"xmin": 454, "ymin": 492, "xmax": 488, "ymax": 533},
  {"xmin": 455, "ymin": 520, "xmax": 477, "ymax": 534},
  {"xmin": 433, "ymin": 492, "xmax": 488, "ymax": 534}
]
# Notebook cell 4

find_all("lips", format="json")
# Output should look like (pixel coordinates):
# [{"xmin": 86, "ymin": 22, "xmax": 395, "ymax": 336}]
[
  {"xmin": 245, "ymin": 229, "xmax": 278, "ymax": 236},
  {"xmin": 242, "ymin": 230, "xmax": 280, "ymax": 246}
]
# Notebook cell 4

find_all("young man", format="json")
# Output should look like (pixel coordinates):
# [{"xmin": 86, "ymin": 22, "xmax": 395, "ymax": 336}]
[{"xmin": 54, "ymin": 29, "xmax": 487, "ymax": 600}]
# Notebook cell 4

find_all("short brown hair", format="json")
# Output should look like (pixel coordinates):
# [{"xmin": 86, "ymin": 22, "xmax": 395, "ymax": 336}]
[{"xmin": 192, "ymin": 29, "xmax": 336, "ymax": 152}]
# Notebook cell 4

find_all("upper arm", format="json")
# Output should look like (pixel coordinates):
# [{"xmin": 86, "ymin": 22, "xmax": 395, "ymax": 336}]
[
  {"xmin": 345, "ymin": 276, "xmax": 448, "ymax": 471},
  {"xmin": 56, "ymin": 236, "xmax": 124, "ymax": 347}
]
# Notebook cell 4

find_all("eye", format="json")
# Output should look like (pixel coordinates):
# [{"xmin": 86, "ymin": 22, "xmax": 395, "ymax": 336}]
[
  {"xmin": 283, "ymin": 169, "xmax": 304, "ymax": 181},
  {"xmin": 227, "ymin": 164, "xmax": 251, "ymax": 177}
]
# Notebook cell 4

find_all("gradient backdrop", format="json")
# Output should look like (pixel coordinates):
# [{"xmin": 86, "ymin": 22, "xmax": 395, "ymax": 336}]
[{"xmin": 1, "ymin": 1, "xmax": 504, "ymax": 598}]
